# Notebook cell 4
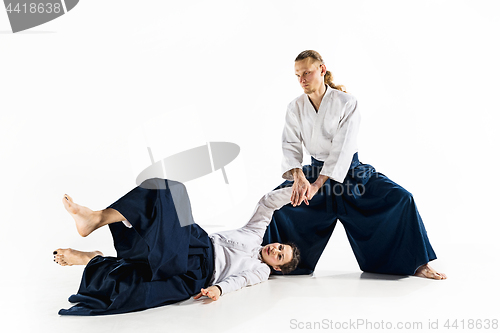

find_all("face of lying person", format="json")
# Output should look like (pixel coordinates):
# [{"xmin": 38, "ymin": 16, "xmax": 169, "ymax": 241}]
[{"xmin": 261, "ymin": 243, "xmax": 293, "ymax": 271}]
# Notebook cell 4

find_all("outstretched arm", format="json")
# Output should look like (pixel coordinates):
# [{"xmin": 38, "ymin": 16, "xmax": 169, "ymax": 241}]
[
  {"xmin": 241, "ymin": 187, "xmax": 293, "ymax": 238},
  {"xmin": 211, "ymin": 266, "xmax": 271, "ymax": 297}
]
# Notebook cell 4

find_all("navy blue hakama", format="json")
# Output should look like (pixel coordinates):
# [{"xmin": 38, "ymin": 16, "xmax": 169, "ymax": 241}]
[
  {"xmin": 59, "ymin": 178, "xmax": 214, "ymax": 316},
  {"xmin": 263, "ymin": 154, "xmax": 436, "ymax": 276}
]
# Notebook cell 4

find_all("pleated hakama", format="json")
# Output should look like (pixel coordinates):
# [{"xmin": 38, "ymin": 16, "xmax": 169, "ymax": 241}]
[
  {"xmin": 59, "ymin": 178, "xmax": 214, "ymax": 316},
  {"xmin": 263, "ymin": 154, "xmax": 436, "ymax": 276}
]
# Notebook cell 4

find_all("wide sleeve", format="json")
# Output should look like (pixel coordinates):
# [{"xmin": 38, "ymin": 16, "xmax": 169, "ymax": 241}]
[
  {"xmin": 215, "ymin": 265, "xmax": 271, "ymax": 295},
  {"xmin": 319, "ymin": 97, "xmax": 360, "ymax": 183},
  {"xmin": 281, "ymin": 106, "xmax": 304, "ymax": 180},
  {"xmin": 241, "ymin": 187, "xmax": 292, "ymax": 239}
]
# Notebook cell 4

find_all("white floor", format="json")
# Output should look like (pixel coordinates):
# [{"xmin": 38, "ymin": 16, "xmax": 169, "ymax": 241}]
[{"xmin": 4, "ymin": 225, "xmax": 498, "ymax": 333}]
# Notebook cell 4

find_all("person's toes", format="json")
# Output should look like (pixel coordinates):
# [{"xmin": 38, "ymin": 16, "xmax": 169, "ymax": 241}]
[
  {"xmin": 62, "ymin": 195, "xmax": 70, "ymax": 208},
  {"xmin": 58, "ymin": 256, "xmax": 68, "ymax": 266},
  {"xmin": 62, "ymin": 195, "xmax": 77, "ymax": 214}
]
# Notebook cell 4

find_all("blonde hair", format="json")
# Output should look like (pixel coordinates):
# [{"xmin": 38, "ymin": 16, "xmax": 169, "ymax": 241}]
[{"xmin": 295, "ymin": 50, "xmax": 347, "ymax": 93}]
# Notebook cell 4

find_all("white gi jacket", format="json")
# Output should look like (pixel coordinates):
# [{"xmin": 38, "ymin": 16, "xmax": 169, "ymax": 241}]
[
  {"xmin": 208, "ymin": 187, "xmax": 292, "ymax": 295},
  {"xmin": 281, "ymin": 85, "xmax": 360, "ymax": 183}
]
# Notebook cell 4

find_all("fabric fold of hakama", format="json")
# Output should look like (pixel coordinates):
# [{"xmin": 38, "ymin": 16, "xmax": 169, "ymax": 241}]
[{"xmin": 59, "ymin": 178, "xmax": 213, "ymax": 316}]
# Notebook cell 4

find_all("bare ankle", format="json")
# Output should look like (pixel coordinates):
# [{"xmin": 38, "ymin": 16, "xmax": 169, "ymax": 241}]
[{"xmin": 93, "ymin": 211, "xmax": 104, "ymax": 227}]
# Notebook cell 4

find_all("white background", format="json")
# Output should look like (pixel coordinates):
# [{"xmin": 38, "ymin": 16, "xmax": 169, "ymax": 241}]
[{"xmin": 1, "ymin": 1, "xmax": 499, "ymax": 332}]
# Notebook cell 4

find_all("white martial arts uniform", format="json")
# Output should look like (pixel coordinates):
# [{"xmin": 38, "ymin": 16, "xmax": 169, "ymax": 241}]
[
  {"xmin": 281, "ymin": 85, "xmax": 360, "ymax": 183},
  {"xmin": 124, "ymin": 186, "xmax": 293, "ymax": 295},
  {"xmin": 267, "ymin": 85, "xmax": 437, "ymax": 276},
  {"xmin": 209, "ymin": 186, "xmax": 292, "ymax": 295}
]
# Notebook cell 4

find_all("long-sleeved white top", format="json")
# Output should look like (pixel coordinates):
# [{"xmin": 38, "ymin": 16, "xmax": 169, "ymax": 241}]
[
  {"xmin": 281, "ymin": 85, "xmax": 360, "ymax": 183},
  {"xmin": 208, "ymin": 187, "xmax": 292, "ymax": 295}
]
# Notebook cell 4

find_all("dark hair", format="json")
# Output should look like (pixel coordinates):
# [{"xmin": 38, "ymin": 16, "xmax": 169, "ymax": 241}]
[
  {"xmin": 295, "ymin": 50, "xmax": 347, "ymax": 93},
  {"xmin": 276, "ymin": 242, "xmax": 301, "ymax": 274}
]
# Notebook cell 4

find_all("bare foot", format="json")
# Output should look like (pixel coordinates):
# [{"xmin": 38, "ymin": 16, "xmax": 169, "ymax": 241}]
[
  {"xmin": 62, "ymin": 194, "xmax": 101, "ymax": 237},
  {"xmin": 414, "ymin": 263, "xmax": 447, "ymax": 280},
  {"xmin": 53, "ymin": 248, "xmax": 103, "ymax": 266}
]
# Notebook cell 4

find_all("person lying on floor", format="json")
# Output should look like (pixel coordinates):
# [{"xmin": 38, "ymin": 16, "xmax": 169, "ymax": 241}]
[{"xmin": 54, "ymin": 178, "xmax": 300, "ymax": 316}]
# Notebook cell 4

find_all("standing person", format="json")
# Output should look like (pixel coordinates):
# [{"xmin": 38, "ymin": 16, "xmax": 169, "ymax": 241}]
[
  {"xmin": 263, "ymin": 50, "xmax": 446, "ymax": 280},
  {"xmin": 54, "ymin": 178, "xmax": 300, "ymax": 316}
]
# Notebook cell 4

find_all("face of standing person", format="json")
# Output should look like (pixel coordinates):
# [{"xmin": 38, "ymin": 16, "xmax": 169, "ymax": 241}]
[
  {"xmin": 261, "ymin": 243, "xmax": 293, "ymax": 271},
  {"xmin": 295, "ymin": 58, "xmax": 326, "ymax": 95}
]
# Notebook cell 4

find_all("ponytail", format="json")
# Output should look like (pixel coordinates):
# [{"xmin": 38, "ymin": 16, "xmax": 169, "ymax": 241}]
[{"xmin": 324, "ymin": 70, "xmax": 347, "ymax": 93}]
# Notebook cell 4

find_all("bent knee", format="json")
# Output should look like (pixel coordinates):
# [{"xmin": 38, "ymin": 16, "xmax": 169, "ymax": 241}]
[{"xmin": 139, "ymin": 178, "xmax": 169, "ymax": 190}]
